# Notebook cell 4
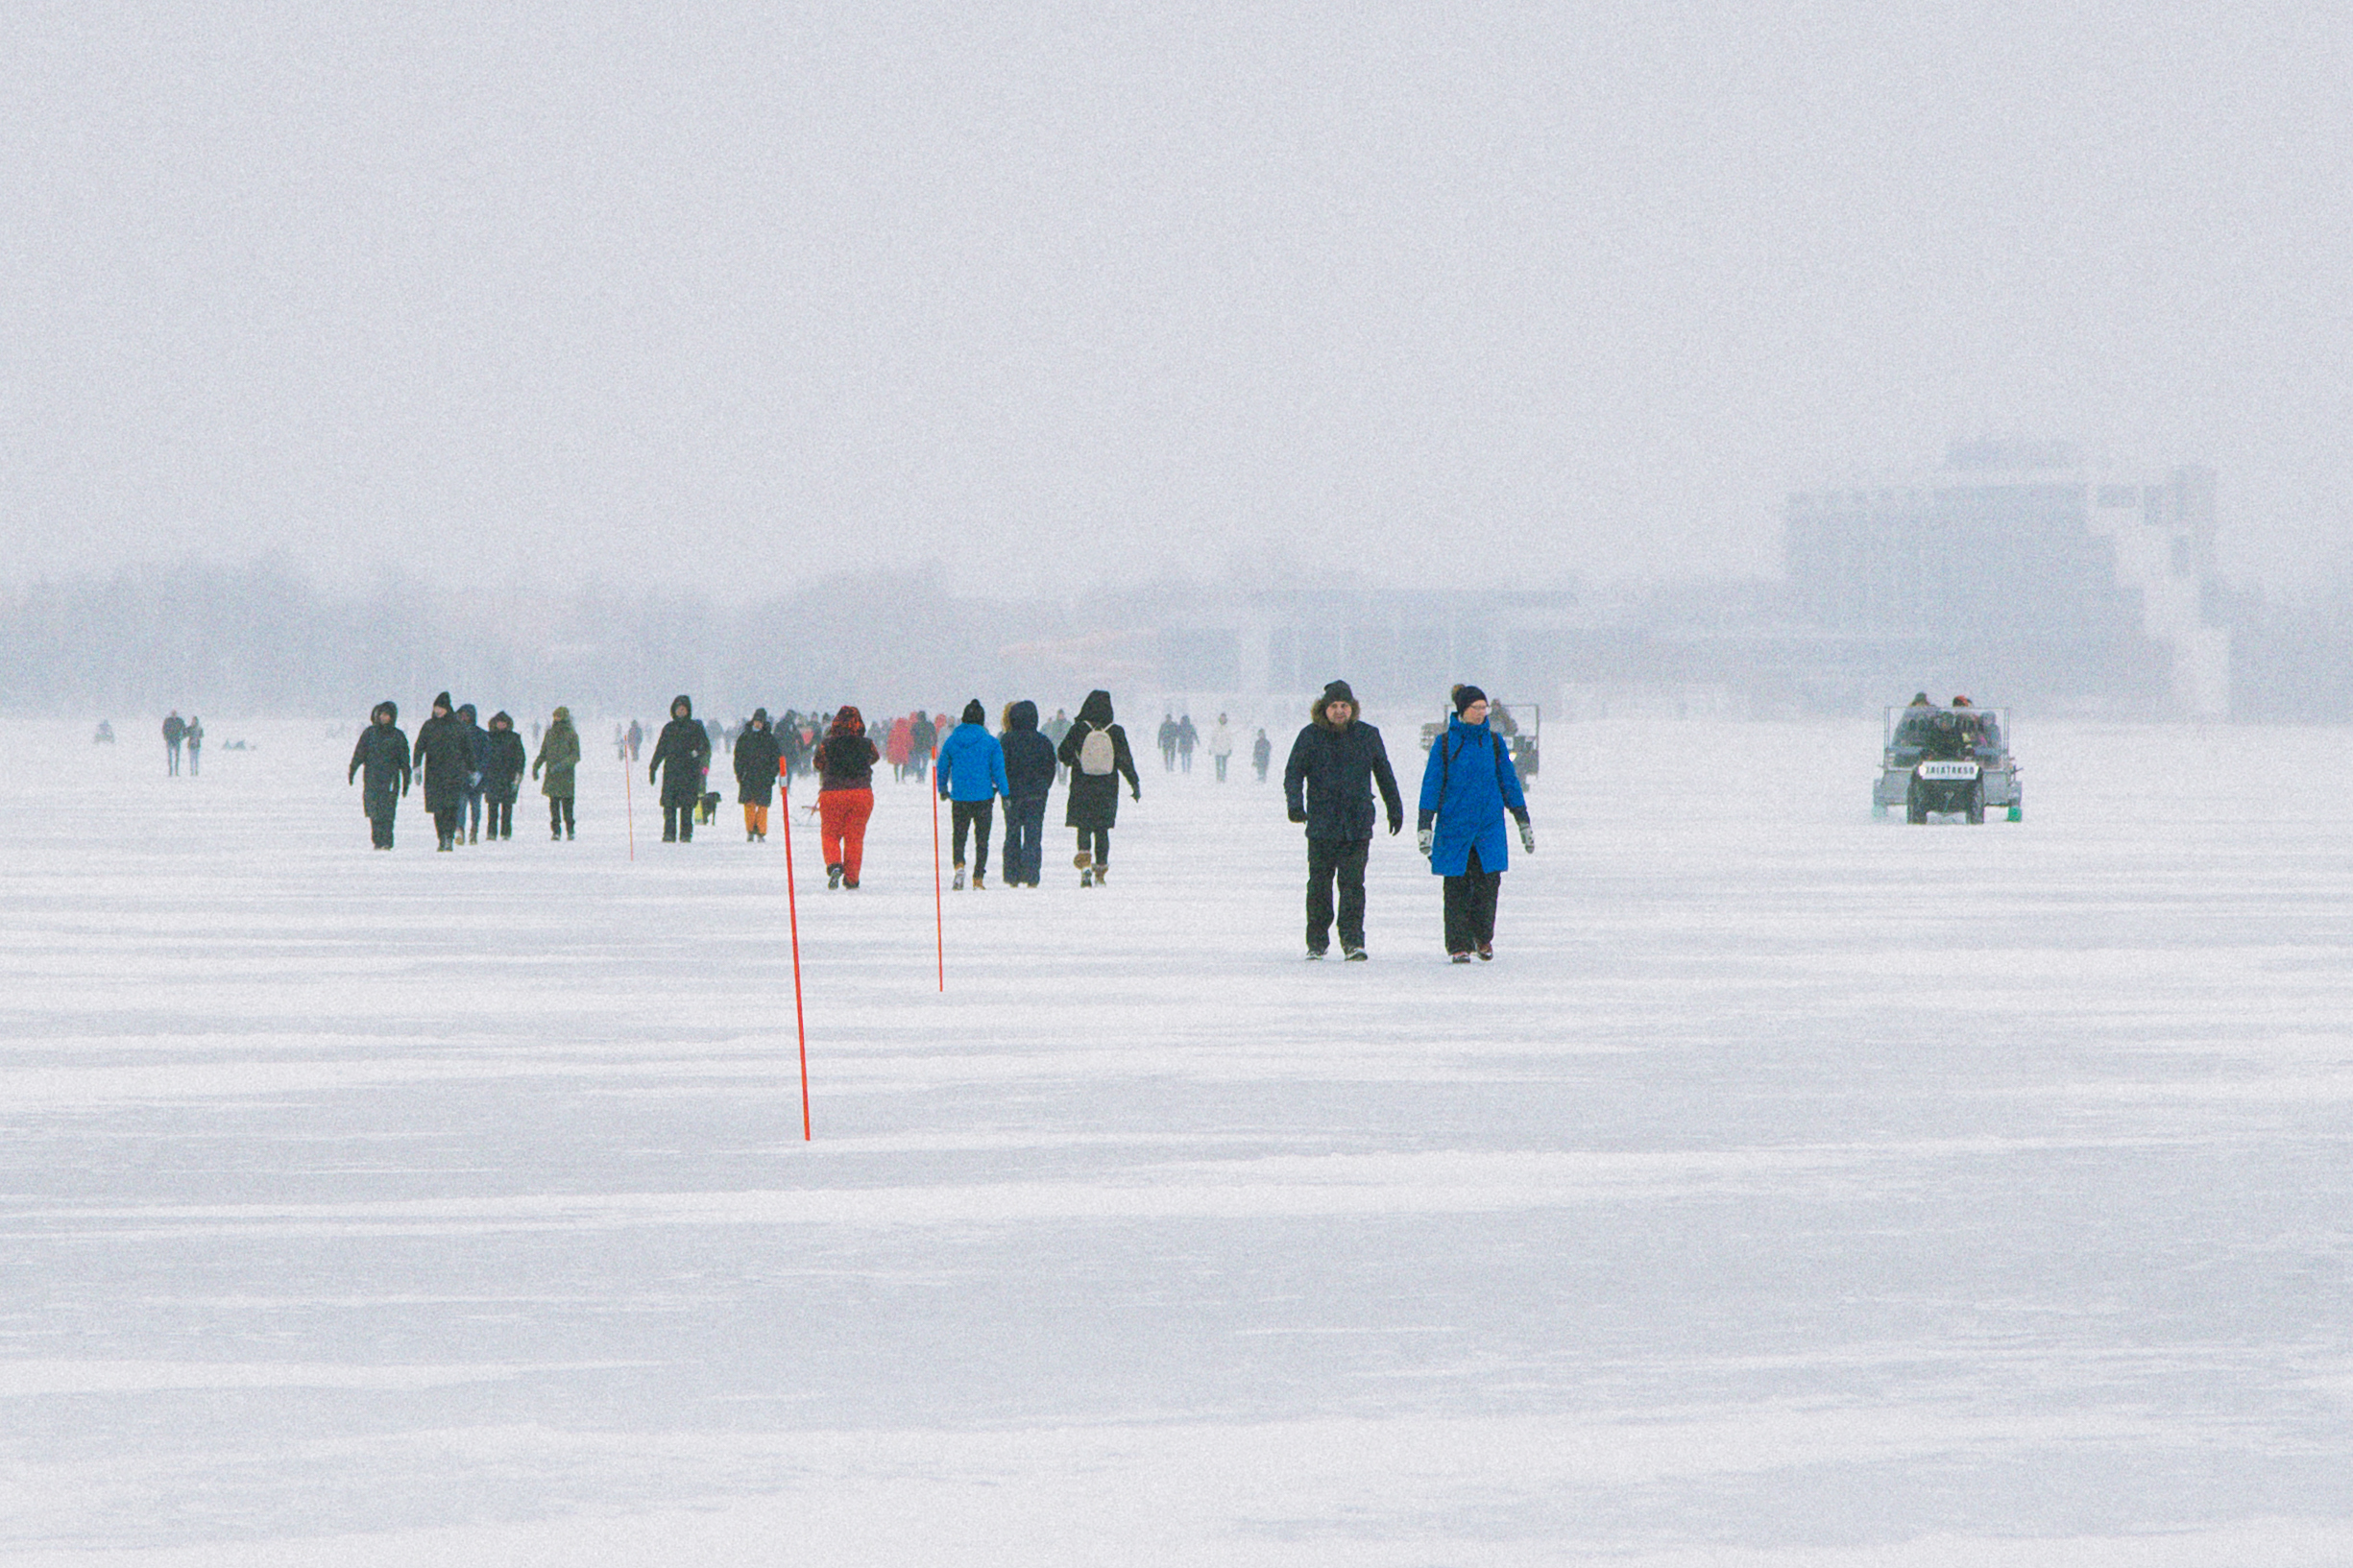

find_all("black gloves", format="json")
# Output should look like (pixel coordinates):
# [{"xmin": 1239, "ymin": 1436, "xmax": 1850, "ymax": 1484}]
[{"xmin": 1288, "ymin": 808, "xmax": 1308, "ymax": 824}]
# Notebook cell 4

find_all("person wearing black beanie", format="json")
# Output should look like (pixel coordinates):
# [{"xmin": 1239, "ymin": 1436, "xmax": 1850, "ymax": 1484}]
[
  {"xmin": 1283, "ymin": 680, "xmax": 1404, "ymax": 960},
  {"xmin": 1417, "ymin": 685, "xmax": 1532, "ymax": 961},
  {"xmin": 936, "ymin": 699, "xmax": 1009, "ymax": 888}
]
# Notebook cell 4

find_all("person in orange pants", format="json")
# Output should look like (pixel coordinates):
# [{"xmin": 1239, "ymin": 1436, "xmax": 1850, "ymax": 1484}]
[
  {"xmin": 814, "ymin": 706, "xmax": 880, "ymax": 888},
  {"xmin": 734, "ymin": 709, "xmax": 783, "ymax": 842}
]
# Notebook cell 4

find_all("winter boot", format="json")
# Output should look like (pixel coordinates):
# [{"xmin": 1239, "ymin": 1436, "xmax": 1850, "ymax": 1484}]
[
  {"xmin": 972, "ymin": 868, "xmax": 985, "ymax": 890},
  {"xmin": 1091, "ymin": 864, "xmax": 1105, "ymax": 886},
  {"xmin": 1345, "ymin": 946, "xmax": 1369, "ymax": 962},
  {"xmin": 1075, "ymin": 851, "xmax": 1093, "ymax": 887},
  {"xmin": 952, "ymin": 862, "xmax": 966, "ymax": 891},
  {"xmin": 827, "ymin": 864, "xmax": 843, "ymax": 890}
]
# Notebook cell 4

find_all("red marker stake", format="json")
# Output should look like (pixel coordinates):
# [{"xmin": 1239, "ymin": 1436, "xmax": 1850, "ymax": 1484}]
[
  {"xmin": 930, "ymin": 781, "xmax": 945, "ymax": 992},
  {"xmin": 778, "ymin": 774, "xmax": 812, "ymax": 1141},
  {"xmin": 622, "ymin": 748, "xmax": 637, "ymax": 862}
]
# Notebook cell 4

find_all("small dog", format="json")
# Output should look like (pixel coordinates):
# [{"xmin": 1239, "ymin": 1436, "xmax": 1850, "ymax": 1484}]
[{"xmin": 697, "ymin": 790, "xmax": 720, "ymax": 825}]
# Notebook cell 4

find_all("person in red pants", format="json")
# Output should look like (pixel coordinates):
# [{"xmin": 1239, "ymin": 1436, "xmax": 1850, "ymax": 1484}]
[{"xmin": 815, "ymin": 707, "xmax": 880, "ymax": 888}]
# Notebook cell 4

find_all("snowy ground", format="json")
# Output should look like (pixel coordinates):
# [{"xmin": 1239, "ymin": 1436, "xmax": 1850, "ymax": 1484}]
[{"xmin": 3, "ymin": 713, "xmax": 2351, "ymax": 1565}]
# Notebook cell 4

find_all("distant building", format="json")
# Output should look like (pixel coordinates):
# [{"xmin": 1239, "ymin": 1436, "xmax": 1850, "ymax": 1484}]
[{"xmin": 1783, "ymin": 442, "xmax": 2230, "ymax": 716}]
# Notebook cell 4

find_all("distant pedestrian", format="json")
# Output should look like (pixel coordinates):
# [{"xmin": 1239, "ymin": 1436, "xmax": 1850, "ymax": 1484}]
[
  {"xmin": 885, "ymin": 714, "xmax": 913, "ymax": 783},
  {"xmin": 909, "ymin": 710, "xmax": 938, "ymax": 784},
  {"xmin": 348, "ymin": 701, "xmax": 411, "ymax": 850},
  {"xmin": 936, "ymin": 699, "xmax": 1008, "ymax": 890},
  {"xmin": 816, "ymin": 706, "xmax": 880, "ymax": 888},
  {"xmin": 1416, "ymin": 685, "xmax": 1533, "ymax": 963},
  {"xmin": 1208, "ymin": 714, "xmax": 1234, "ymax": 782},
  {"xmin": 649, "ymin": 695, "xmax": 712, "ymax": 843},
  {"xmin": 412, "ymin": 692, "xmax": 470, "ymax": 852},
  {"xmin": 534, "ymin": 706, "xmax": 580, "ymax": 840},
  {"xmin": 1057, "ymin": 689, "xmax": 1140, "ymax": 886},
  {"xmin": 481, "ymin": 712, "xmax": 526, "ymax": 840},
  {"xmin": 1044, "ymin": 707, "xmax": 1072, "ymax": 785},
  {"xmin": 734, "ymin": 709, "xmax": 783, "ymax": 841},
  {"xmin": 999, "ymin": 700, "xmax": 1056, "ymax": 887},
  {"xmin": 1251, "ymin": 728, "xmax": 1272, "ymax": 783},
  {"xmin": 184, "ymin": 715, "xmax": 204, "ymax": 776},
  {"xmin": 1176, "ymin": 713, "xmax": 1198, "ymax": 774},
  {"xmin": 625, "ymin": 719, "xmax": 643, "ymax": 762},
  {"xmin": 456, "ymin": 704, "xmax": 489, "ymax": 844},
  {"xmin": 162, "ymin": 711, "xmax": 185, "ymax": 776},
  {"xmin": 1284, "ymin": 680, "xmax": 1403, "ymax": 960},
  {"xmin": 1156, "ymin": 713, "xmax": 1178, "ymax": 772}
]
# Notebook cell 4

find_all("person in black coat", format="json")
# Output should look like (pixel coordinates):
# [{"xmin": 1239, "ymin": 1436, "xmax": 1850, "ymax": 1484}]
[
  {"xmin": 480, "ymin": 712, "xmax": 527, "ymax": 840},
  {"xmin": 412, "ymin": 692, "xmax": 472, "ymax": 852},
  {"xmin": 348, "ymin": 701, "xmax": 411, "ymax": 850},
  {"xmin": 650, "ymin": 694, "xmax": 713, "ymax": 842},
  {"xmin": 1283, "ymin": 679, "xmax": 1404, "ymax": 959},
  {"xmin": 1056, "ymin": 688, "xmax": 1141, "ymax": 886},
  {"xmin": 998, "ymin": 699, "xmax": 1058, "ymax": 887},
  {"xmin": 734, "ymin": 709, "xmax": 784, "ymax": 841}
]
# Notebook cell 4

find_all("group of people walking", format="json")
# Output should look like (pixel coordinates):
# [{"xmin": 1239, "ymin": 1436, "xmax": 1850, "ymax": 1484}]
[
  {"xmin": 342, "ymin": 679, "xmax": 1532, "ymax": 962},
  {"xmin": 348, "ymin": 695, "xmax": 580, "ymax": 852}
]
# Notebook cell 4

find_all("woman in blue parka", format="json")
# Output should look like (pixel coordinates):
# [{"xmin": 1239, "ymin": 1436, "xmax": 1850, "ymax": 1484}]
[{"xmin": 1416, "ymin": 684, "xmax": 1533, "ymax": 962}]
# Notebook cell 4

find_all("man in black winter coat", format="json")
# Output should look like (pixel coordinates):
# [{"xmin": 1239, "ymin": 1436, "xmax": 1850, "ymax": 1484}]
[
  {"xmin": 480, "ymin": 712, "xmax": 528, "ymax": 840},
  {"xmin": 998, "ymin": 699, "xmax": 1058, "ymax": 887},
  {"xmin": 1283, "ymin": 679, "xmax": 1403, "ymax": 960},
  {"xmin": 412, "ymin": 692, "xmax": 472, "ymax": 852},
  {"xmin": 650, "ymin": 694, "xmax": 713, "ymax": 842},
  {"xmin": 348, "ymin": 701, "xmax": 411, "ymax": 849}
]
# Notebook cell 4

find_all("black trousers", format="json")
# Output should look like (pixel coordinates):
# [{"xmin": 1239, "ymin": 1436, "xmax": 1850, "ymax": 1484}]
[
  {"xmin": 487, "ymin": 796, "xmax": 514, "ymax": 837},
  {"xmin": 1443, "ymin": 846, "xmax": 1502, "ymax": 953},
  {"xmin": 663, "ymin": 803, "xmax": 694, "ymax": 841},
  {"xmin": 367, "ymin": 801, "xmax": 396, "ymax": 849},
  {"xmin": 951, "ymin": 798, "xmax": 995, "ymax": 868},
  {"xmin": 1076, "ymin": 826, "xmax": 1108, "ymax": 866},
  {"xmin": 548, "ymin": 796, "xmax": 574, "ymax": 835},
  {"xmin": 1306, "ymin": 836, "xmax": 1371, "ymax": 953},
  {"xmin": 432, "ymin": 806, "xmax": 460, "ymax": 847},
  {"xmin": 1003, "ymin": 796, "xmax": 1047, "ymax": 884}
]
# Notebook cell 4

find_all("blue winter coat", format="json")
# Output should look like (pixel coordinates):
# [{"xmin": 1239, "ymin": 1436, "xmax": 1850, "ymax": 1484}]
[
  {"xmin": 1417, "ymin": 714, "xmax": 1528, "ymax": 877},
  {"xmin": 935, "ymin": 723, "xmax": 1008, "ymax": 803}
]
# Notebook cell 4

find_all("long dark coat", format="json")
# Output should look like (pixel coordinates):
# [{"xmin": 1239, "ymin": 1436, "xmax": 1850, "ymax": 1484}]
[
  {"xmin": 1056, "ymin": 689, "xmax": 1140, "ymax": 832},
  {"xmin": 650, "ymin": 697, "xmax": 713, "ymax": 808},
  {"xmin": 412, "ymin": 701, "xmax": 472, "ymax": 812},
  {"xmin": 734, "ymin": 725, "xmax": 783, "ymax": 806},
  {"xmin": 481, "ymin": 725, "xmax": 528, "ymax": 804},
  {"xmin": 349, "ymin": 714, "xmax": 411, "ymax": 817}
]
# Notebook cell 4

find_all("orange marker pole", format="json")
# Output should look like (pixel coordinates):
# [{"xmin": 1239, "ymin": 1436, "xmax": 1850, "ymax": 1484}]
[
  {"xmin": 778, "ymin": 773, "xmax": 812, "ymax": 1140},
  {"xmin": 931, "ymin": 780, "xmax": 945, "ymax": 992}
]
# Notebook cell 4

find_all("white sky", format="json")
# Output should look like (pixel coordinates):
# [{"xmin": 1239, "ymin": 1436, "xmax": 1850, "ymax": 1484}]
[{"xmin": 5, "ymin": 1, "xmax": 2348, "ymax": 600}]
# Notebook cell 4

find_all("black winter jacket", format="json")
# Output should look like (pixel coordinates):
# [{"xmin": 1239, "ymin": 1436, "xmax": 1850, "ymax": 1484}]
[
  {"xmin": 1000, "ymin": 700, "xmax": 1058, "ymax": 803},
  {"xmin": 349, "ymin": 720, "xmax": 411, "ymax": 809},
  {"xmin": 1057, "ymin": 689, "xmax": 1140, "ymax": 832},
  {"xmin": 734, "ymin": 726, "xmax": 783, "ymax": 805},
  {"xmin": 1283, "ymin": 713, "xmax": 1404, "ymax": 840},
  {"xmin": 650, "ymin": 699, "xmax": 713, "ymax": 808},
  {"xmin": 412, "ymin": 701, "xmax": 472, "ymax": 812},
  {"xmin": 481, "ymin": 727, "xmax": 527, "ymax": 803}
]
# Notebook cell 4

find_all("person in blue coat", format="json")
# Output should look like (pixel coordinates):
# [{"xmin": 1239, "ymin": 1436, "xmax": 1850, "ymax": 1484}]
[
  {"xmin": 997, "ymin": 700, "xmax": 1058, "ymax": 887},
  {"xmin": 936, "ymin": 699, "xmax": 1009, "ymax": 889},
  {"xmin": 1416, "ymin": 684, "xmax": 1533, "ymax": 962}
]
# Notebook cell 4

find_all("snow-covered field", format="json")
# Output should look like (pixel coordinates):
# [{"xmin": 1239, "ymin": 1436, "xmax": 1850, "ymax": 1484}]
[{"xmin": 4, "ymin": 714, "xmax": 2351, "ymax": 1565}]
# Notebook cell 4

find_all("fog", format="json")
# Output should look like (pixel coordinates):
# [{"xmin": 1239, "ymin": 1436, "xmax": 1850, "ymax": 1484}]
[{"xmin": 7, "ymin": 2, "xmax": 2351, "ymax": 610}]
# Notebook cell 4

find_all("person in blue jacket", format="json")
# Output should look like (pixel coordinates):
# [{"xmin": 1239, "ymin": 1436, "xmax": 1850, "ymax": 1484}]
[
  {"xmin": 997, "ymin": 699, "xmax": 1058, "ymax": 887},
  {"xmin": 936, "ymin": 699, "xmax": 1009, "ymax": 889},
  {"xmin": 1416, "ymin": 684, "xmax": 1533, "ymax": 962}
]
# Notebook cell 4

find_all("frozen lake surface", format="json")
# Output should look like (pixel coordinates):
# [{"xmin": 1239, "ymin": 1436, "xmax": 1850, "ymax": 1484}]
[{"xmin": 3, "ymin": 714, "xmax": 2350, "ymax": 1565}]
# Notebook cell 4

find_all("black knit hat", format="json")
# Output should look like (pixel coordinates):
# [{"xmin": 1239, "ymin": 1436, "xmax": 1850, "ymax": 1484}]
[
  {"xmin": 961, "ymin": 698, "xmax": 985, "ymax": 725},
  {"xmin": 1320, "ymin": 679, "xmax": 1355, "ymax": 708},
  {"xmin": 1452, "ymin": 684, "xmax": 1488, "ymax": 714}
]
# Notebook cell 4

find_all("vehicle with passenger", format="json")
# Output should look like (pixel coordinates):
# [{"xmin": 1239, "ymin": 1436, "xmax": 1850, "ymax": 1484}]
[{"xmin": 1873, "ymin": 701, "xmax": 2021, "ymax": 823}]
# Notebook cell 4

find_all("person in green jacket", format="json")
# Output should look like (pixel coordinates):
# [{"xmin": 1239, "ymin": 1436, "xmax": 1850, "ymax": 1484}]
[{"xmin": 533, "ymin": 706, "xmax": 582, "ymax": 840}]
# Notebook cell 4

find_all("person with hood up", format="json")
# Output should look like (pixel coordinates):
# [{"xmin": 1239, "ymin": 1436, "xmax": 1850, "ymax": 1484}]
[
  {"xmin": 480, "ymin": 712, "xmax": 527, "ymax": 839},
  {"xmin": 1056, "ymin": 689, "xmax": 1141, "ymax": 886},
  {"xmin": 533, "ymin": 706, "xmax": 581, "ymax": 839},
  {"xmin": 998, "ymin": 700, "xmax": 1057, "ymax": 887},
  {"xmin": 412, "ymin": 692, "xmax": 472, "ymax": 852},
  {"xmin": 1208, "ymin": 714, "xmax": 1235, "ymax": 783},
  {"xmin": 348, "ymin": 701, "xmax": 411, "ymax": 850},
  {"xmin": 734, "ymin": 709, "xmax": 784, "ymax": 841},
  {"xmin": 1416, "ymin": 685, "xmax": 1532, "ymax": 962},
  {"xmin": 1251, "ymin": 728, "xmax": 1273, "ymax": 784},
  {"xmin": 1283, "ymin": 680, "xmax": 1404, "ymax": 960},
  {"xmin": 650, "ymin": 695, "xmax": 713, "ymax": 842},
  {"xmin": 935, "ymin": 699, "xmax": 1009, "ymax": 889},
  {"xmin": 452, "ymin": 703, "xmax": 489, "ymax": 844},
  {"xmin": 815, "ymin": 706, "xmax": 880, "ymax": 887}
]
